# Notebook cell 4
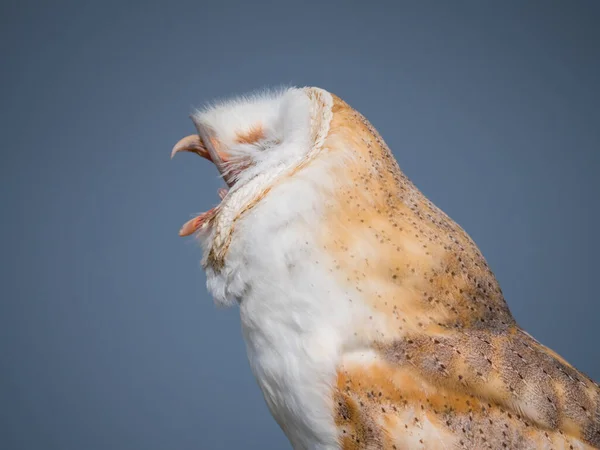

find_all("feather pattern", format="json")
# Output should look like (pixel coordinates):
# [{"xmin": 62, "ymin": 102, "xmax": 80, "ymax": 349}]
[{"xmin": 173, "ymin": 87, "xmax": 599, "ymax": 449}]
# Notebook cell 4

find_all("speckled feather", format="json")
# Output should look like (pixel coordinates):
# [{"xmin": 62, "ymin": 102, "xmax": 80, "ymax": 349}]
[
  {"xmin": 323, "ymin": 95, "xmax": 600, "ymax": 449},
  {"xmin": 176, "ymin": 87, "xmax": 599, "ymax": 449}
]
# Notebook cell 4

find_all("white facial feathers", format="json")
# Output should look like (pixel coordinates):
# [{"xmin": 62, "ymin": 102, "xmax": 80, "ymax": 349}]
[
  {"xmin": 187, "ymin": 87, "xmax": 334, "ymax": 269},
  {"xmin": 190, "ymin": 87, "xmax": 312, "ymax": 178}
]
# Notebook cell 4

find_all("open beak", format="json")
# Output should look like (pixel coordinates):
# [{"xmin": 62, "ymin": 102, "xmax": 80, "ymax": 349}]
[{"xmin": 171, "ymin": 123, "xmax": 234, "ymax": 237}]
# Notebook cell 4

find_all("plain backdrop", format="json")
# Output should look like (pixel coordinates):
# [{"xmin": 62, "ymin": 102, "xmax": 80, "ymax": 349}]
[{"xmin": 1, "ymin": 1, "xmax": 599, "ymax": 449}]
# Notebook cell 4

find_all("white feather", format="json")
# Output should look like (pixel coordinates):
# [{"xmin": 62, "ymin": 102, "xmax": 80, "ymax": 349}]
[{"xmin": 194, "ymin": 87, "xmax": 375, "ymax": 449}]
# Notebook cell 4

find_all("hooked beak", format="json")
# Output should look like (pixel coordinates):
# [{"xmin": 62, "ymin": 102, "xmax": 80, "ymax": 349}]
[
  {"xmin": 171, "ymin": 134, "xmax": 208, "ymax": 159},
  {"xmin": 171, "ymin": 121, "xmax": 235, "ymax": 187}
]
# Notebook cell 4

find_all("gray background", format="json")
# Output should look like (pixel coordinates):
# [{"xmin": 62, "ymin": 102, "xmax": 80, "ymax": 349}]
[{"xmin": 2, "ymin": 1, "xmax": 599, "ymax": 449}]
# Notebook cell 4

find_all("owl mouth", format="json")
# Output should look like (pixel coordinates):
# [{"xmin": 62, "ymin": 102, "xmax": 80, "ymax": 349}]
[{"xmin": 171, "ymin": 124, "xmax": 235, "ymax": 237}]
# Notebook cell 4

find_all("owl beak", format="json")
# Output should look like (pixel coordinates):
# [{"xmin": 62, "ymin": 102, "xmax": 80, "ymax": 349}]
[
  {"xmin": 171, "ymin": 120, "xmax": 235, "ymax": 188},
  {"xmin": 171, "ymin": 125, "xmax": 235, "ymax": 237},
  {"xmin": 171, "ymin": 134, "xmax": 210, "ymax": 159}
]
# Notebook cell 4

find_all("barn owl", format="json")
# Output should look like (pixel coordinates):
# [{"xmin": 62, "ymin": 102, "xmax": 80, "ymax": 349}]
[{"xmin": 171, "ymin": 87, "xmax": 600, "ymax": 449}]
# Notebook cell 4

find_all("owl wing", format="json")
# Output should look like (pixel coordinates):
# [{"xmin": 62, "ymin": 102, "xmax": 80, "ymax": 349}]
[
  {"xmin": 319, "ymin": 94, "xmax": 599, "ymax": 448},
  {"xmin": 334, "ymin": 325, "xmax": 600, "ymax": 449}
]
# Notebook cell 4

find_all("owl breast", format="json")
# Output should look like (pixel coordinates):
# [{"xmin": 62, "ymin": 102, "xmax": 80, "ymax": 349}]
[{"xmin": 204, "ymin": 159, "xmax": 369, "ymax": 449}]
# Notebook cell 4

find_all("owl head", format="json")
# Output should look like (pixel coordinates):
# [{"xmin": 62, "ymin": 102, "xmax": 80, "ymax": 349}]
[{"xmin": 172, "ymin": 87, "xmax": 334, "ymax": 264}]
